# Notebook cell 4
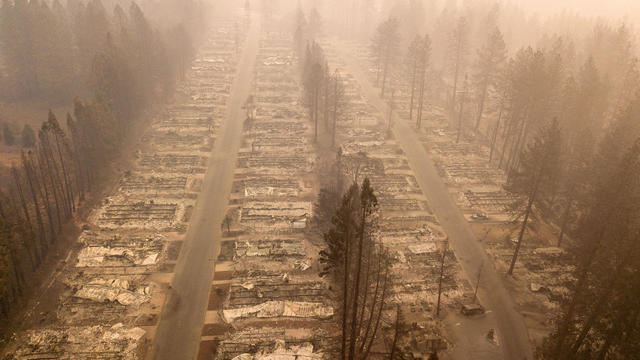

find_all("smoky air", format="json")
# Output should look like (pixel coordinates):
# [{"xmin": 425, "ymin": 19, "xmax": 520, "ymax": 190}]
[{"xmin": 0, "ymin": 1, "xmax": 638, "ymax": 359}]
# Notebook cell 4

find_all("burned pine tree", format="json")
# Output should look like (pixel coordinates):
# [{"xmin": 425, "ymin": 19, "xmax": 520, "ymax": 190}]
[
  {"xmin": 320, "ymin": 179, "xmax": 393, "ymax": 360},
  {"xmin": 314, "ymin": 150, "xmax": 345, "ymax": 234},
  {"xmin": 539, "ymin": 140, "xmax": 640, "ymax": 359},
  {"xmin": 405, "ymin": 34, "xmax": 432, "ymax": 129},
  {"xmin": 21, "ymin": 125, "xmax": 36, "ymax": 148},
  {"xmin": 505, "ymin": 119, "xmax": 563, "ymax": 275},
  {"xmin": 448, "ymin": 16, "xmax": 469, "ymax": 113},
  {"xmin": 2, "ymin": 123, "xmax": 14, "ymax": 146},
  {"xmin": 301, "ymin": 42, "xmax": 328, "ymax": 143},
  {"xmin": 406, "ymin": 36, "xmax": 423, "ymax": 125},
  {"xmin": 471, "ymin": 26, "xmax": 506, "ymax": 133},
  {"xmin": 494, "ymin": 47, "xmax": 558, "ymax": 174},
  {"xmin": 293, "ymin": 5, "xmax": 308, "ymax": 55},
  {"xmin": 371, "ymin": 17, "xmax": 400, "ymax": 97},
  {"xmin": 554, "ymin": 128, "xmax": 594, "ymax": 246},
  {"xmin": 0, "ymin": 201, "xmax": 26, "ymax": 319},
  {"xmin": 331, "ymin": 69, "xmax": 347, "ymax": 147}
]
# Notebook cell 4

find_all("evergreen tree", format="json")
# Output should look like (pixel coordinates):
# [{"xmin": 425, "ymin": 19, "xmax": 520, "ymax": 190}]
[
  {"xmin": 472, "ymin": 26, "xmax": 506, "ymax": 133},
  {"xmin": 73, "ymin": 0, "xmax": 111, "ymax": 82},
  {"xmin": 415, "ymin": 35, "xmax": 432, "ymax": 129},
  {"xmin": 539, "ymin": 140, "xmax": 640, "ymax": 359},
  {"xmin": 320, "ymin": 179, "xmax": 391, "ymax": 360},
  {"xmin": 448, "ymin": 16, "xmax": 469, "ymax": 111},
  {"xmin": 21, "ymin": 125, "xmax": 35, "ymax": 148},
  {"xmin": 505, "ymin": 119, "xmax": 563, "ymax": 275},
  {"xmin": 562, "ymin": 57, "xmax": 608, "ymax": 137},
  {"xmin": 406, "ymin": 36, "xmax": 423, "ymax": 124},
  {"xmin": 555, "ymin": 126, "xmax": 594, "ymax": 246},
  {"xmin": 293, "ymin": 5, "xmax": 307, "ymax": 55},
  {"xmin": 2, "ymin": 123, "xmax": 14, "ymax": 146},
  {"xmin": 371, "ymin": 17, "xmax": 401, "ymax": 97}
]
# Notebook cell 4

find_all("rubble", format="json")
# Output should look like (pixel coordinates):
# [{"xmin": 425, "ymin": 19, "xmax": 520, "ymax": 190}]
[
  {"xmin": 222, "ymin": 301, "xmax": 334, "ymax": 323},
  {"xmin": 215, "ymin": 329, "xmax": 328, "ymax": 360},
  {"xmin": 74, "ymin": 279, "xmax": 150, "ymax": 306},
  {"xmin": 7, "ymin": 14, "xmax": 249, "ymax": 359},
  {"xmin": 12, "ymin": 324, "xmax": 146, "ymax": 360},
  {"xmin": 354, "ymin": 37, "xmax": 577, "ymax": 338},
  {"xmin": 197, "ymin": 31, "xmax": 333, "ymax": 359},
  {"xmin": 314, "ymin": 38, "xmax": 476, "ymax": 355}
]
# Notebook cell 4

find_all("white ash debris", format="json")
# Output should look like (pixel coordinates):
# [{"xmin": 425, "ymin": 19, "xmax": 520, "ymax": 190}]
[
  {"xmin": 73, "ymin": 278, "xmax": 153, "ymax": 306},
  {"xmin": 11, "ymin": 324, "xmax": 146, "ymax": 360},
  {"xmin": 222, "ymin": 301, "xmax": 334, "ymax": 323},
  {"xmin": 76, "ymin": 246, "xmax": 159, "ymax": 267},
  {"xmin": 231, "ymin": 342, "xmax": 323, "ymax": 360}
]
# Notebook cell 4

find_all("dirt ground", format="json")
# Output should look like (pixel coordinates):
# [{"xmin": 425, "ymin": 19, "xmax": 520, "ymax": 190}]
[{"xmin": 469, "ymin": 217, "xmax": 562, "ymax": 347}]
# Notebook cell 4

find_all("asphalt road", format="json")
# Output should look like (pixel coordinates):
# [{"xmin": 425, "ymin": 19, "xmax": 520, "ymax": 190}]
[
  {"xmin": 149, "ymin": 19, "xmax": 260, "ymax": 360},
  {"xmin": 337, "ymin": 48, "xmax": 534, "ymax": 360}
]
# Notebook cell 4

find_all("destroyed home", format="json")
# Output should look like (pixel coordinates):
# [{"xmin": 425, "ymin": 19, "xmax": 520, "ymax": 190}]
[{"xmin": 3, "ymin": 2, "xmax": 640, "ymax": 360}]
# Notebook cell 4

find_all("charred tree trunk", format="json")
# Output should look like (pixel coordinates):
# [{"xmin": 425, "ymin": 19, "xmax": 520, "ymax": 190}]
[
  {"xmin": 381, "ymin": 57, "xmax": 389, "ymax": 97},
  {"xmin": 324, "ymin": 72, "xmax": 330, "ymax": 132},
  {"xmin": 35, "ymin": 148, "xmax": 59, "ymax": 238},
  {"xmin": 362, "ymin": 261, "xmax": 389, "ymax": 359},
  {"xmin": 314, "ymin": 86, "xmax": 319, "ymax": 143},
  {"xmin": 389, "ymin": 305, "xmax": 402, "ymax": 360},
  {"xmin": 11, "ymin": 167, "xmax": 33, "ymax": 235},
  {"xmin": 456, "ymin": 76, "xmax": 468, "ymax": 144},
  {"xmin": 416, "ymin": 68, "xmax": 426, "ymax": 129},
  {"xmin": 356, "ymin": 239, "xmax": 373, "ymax": 340},
  {"xmin": 52, "ymin": 130, "xmax": 75, "ymax": 213},
  {"xmin": 66, "ymin": 115, "xmax": 86, "ymax": 200},
  {"xmin": 348, "ymin": 205, "xmax": 367, "ymax": 360},
  {"xmin": 27, "ymin": 153, "xmax": 55, "ymax": 245},
  {"xmin": 358, "ymin": 246, "xmax": 383, "ymax": 354},
  {"xmin": 498, "ymin": 114, "xmax": 514, "ymax": 168},
  {"xmin": 40, "ymin": 132, "xmax": 69, "ymax": 220},
  {"xmin": 557, "ymin": 191, "xmax": 575, "ymax": 246},
  {"xmin": 37, "ymin": 146, "xmax": 62, "ymax": 233},
  {"xmin": 474, "ymin": 83, "xmax": 488, "ymax": 133},
  {"xmin": 332, "ymin": 71, "xmax": 340, "ymax": 148},
  {"xmin": 489, "ymin": 101, "xmax": 504, "ymax": 163},
  {"xmin": 341, "ymin": 211, "xmax": 352, "ymax": 360},
  {"xmin": 508, "ymin": 182, "xmax": 538, "ymax": 275},
  {"xmin": 553, "ymin": 230, "xmax": 607, "ymax": 357},
  {"xmin": 451, "ymin": 60, "xmax": 460, "ymax": 114},
  {"xmin": 566, "ymin": 265, "xmax": 624, "ymax": 358},
  {"xmin": 408, "ymin": 57, "xmax": 418, "ymax": 123},
  {"xmin": 436, "ymin": 248, "xmax": 446, "ymax": 315},
  {"xmin": 21, "ymin": 153, "xmax": 46, "ymax": 258}
]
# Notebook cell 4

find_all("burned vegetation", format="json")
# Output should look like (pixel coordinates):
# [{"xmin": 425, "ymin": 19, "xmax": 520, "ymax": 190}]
[{"xmin": 2, "ymin": 1, "xmax": 640, "ymax": 360}]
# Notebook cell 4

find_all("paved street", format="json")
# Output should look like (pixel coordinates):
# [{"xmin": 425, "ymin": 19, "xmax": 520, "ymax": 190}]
[
  {"xmin": 337, "ymin": 46, "xmax": 534, "ymax": 360},
  {"xmin": 150, "ymin": 18, "xmax": 260, "ymax": 360}
]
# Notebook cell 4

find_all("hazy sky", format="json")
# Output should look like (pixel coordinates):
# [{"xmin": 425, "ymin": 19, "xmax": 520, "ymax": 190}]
[{"xmin": 514, "ymin": 0, "xmax": 640, "ymax": 20}]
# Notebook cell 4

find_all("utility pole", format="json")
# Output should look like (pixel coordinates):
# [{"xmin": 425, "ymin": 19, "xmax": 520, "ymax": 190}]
[
  {"xmin": 436, "ymin": 241, "xmax": 448, "ymax": 317},
  {"xmin": 456, "ymin": 74, "xmax": 469, "ymax": 144},
  {"xmin": 474, "ymin": 260, "xmax": 484, "ymax": 303}
]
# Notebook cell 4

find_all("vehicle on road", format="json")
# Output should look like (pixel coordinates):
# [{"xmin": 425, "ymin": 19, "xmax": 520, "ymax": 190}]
[
  {"xmin": 461, "ymin": 303, "xmax": 486, "ymax": 316},
  {"xmin": 471, "ymin": 212, "xmax": 489, "ymax": 221}
]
